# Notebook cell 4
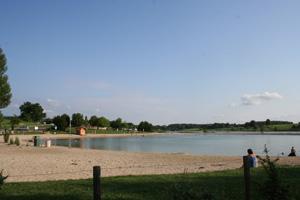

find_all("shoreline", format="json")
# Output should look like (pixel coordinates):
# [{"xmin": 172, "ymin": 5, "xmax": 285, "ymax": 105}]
[
  {"xmin": 5, "ymin": 130, "xmax": 300, "ymax": 142},
  {"xmin": 1, "ymin": 133, "xmax": 300, "ymax": 183}
]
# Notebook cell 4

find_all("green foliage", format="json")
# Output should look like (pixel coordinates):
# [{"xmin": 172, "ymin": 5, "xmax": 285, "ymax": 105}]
[
  {"xmin": 89, "ymin": 115, "xmax": 98, "ymax": 127},
  {"xmin": 0, "ymin": 48, "xmax": 12, "ymax": 109},
  {"xmin": 53, "ymin": 114, "xmax": 70, "ymax": 131},
  {"xmin": 9, "ymin": 137, "xmax": 14, "ymax": 145},
  {"xmin": 19, "ymin": 102, "xmax": 46, "ymax": 122},
  {"xmin": 3, "ymin": 133, "xmax": 10, "ymax": 143},
  {"xmin": 0, "ymin": 169, "xmax": 8, "ymax": 190},
  {"xmin": 167, "ymin": 120, "xmax": 295, "ymax": 132},
  {"xmin": 0, "ymin": 111, "xmax": 3, "ymax": 128},
  {"xmin": 257, "ymin": 148, "xmax": 291, "ymax": 200},
  {"xmin": 138, "ymin": 121, "xmax": 153, "ymax": 132},
  {"xmin": 71, "ymin": 113, "xmax": 84, "ymax": 127},
  {"xmin": 10, "ymin": 115, "xmax": 20, "ymax": 130},
  {"xmin": 110, "ymin": 118, "xmax": 124, "ymax": 129},
  {"xmin": 14, "ymin": 136, "xmax": 20, "ymax": 146},
  {"xmin": 44, "ymin": 118, "xmax": 53, "ymax": 124},
  {"xmin": 98, "ymin": 116, "xmax": 110, "ymax": 127},
  {"xmin": 126, "ymin": 122, "xmax": 136, "ymax": 130}
]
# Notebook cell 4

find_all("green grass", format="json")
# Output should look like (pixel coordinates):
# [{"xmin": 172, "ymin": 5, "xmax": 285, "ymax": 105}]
[
  {"xmin": 179, "ymin": 124, "xmax": 297, "ymax": 133},
  {"xmin": 1, "ymin": 167, "xmax": 300, "ymax": 200},
  {"xmin": 264, "ymin": 124, "xmax": 294, "ymax": 131}
]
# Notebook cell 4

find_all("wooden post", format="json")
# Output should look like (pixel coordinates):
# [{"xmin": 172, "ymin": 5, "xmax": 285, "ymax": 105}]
[
  {"xmin": 93, "ymin": 166, "xmax": 101, "ymax": 200},
  {"xmin": 243, "ymin": 156, "xmax": 250, "ymax": 200}
]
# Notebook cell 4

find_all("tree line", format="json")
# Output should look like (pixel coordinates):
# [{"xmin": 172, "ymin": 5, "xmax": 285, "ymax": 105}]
[
  {"xmin": 4, "ymin": 101, "xmax": 154, "ymax": 132},
  {"xmin": 165, "ymin": 119, "xmax": 297, "ymax": 132}
]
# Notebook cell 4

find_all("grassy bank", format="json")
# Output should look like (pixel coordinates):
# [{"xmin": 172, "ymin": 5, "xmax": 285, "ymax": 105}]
[{"xmin": 1, "ymin": 167, "xmax": 300, "ymax": 200}]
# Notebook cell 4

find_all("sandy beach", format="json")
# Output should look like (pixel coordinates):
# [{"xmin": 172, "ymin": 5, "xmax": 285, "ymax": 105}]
[{"xmin": 1, "ymin": 134, "xmax": 300, "ymax": 183}]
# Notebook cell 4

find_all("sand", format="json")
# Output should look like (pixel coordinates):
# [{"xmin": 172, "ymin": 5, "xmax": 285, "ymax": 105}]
[{"xmin": 1, "ymin": 134, "xmax": 299, "ymax": 183}]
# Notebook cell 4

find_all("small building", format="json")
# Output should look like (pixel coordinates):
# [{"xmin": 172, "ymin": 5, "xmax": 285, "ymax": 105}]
[{"xmin": 76, "ymin": 127, "xmax": 86, "ymax": 136}]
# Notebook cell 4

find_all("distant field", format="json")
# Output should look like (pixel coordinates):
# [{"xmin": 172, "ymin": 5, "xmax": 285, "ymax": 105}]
[
  {"xmin": 1, "ymin": 167, "xmax": 300, "ymax": 200},
  {"xmin": 179, "ymin": 123, "xmax": 296, "ymax": 133}
]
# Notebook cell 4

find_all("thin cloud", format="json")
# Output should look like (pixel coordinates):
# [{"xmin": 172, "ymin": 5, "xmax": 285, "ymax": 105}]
[
  {"xmin": 241, "ymin": 92, "xmax": 283, "ymax": 106},
  {"xmin": 47, "ymin": 99, "xmax": 61, "ymax": 108}
]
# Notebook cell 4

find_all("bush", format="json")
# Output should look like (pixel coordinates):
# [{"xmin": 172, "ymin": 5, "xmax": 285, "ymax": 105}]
[
  {"xmin": 9, "ymin": 137, "xmax": 14, "ymax": 145},
  {"xmin": 15, "ymin": 137, "xmax": 20, "ymax": 146},
  {"xmin": 3, "ymin": 133, "xmax": 10, "ymax": 143},
  {"xmin": 257, "ymin": 147, "xmax": 291, "ymax": 200},
  {"xmin": 0, "ymin": 169, "xmax": 8, "ymax": 189}
]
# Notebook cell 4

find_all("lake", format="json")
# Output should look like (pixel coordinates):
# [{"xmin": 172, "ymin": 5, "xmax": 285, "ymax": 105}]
[{"xmin": 51, "ymin": 133, "xmax": 300, "ymax": 156}]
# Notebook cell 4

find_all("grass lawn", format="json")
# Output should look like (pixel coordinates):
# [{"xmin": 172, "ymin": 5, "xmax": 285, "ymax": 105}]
[{"xmin": 1, "ymin": 166, "xmax": 300, "ymax": 200}]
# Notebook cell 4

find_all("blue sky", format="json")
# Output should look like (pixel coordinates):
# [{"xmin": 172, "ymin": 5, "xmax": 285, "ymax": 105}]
[{"xmin": 1, "ymin": 0, "xmax": 300, "ymax": 124}]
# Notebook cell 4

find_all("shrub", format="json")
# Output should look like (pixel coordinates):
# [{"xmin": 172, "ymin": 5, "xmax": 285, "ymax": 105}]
[
  {"xmin": 257, "ymin": 147, "xmax": 290, "ymax": 200},
  {"xmin": 9, "ymin": 137, "xmax": 14, "ymax": 145},
  {"xmin": 3, "ymin": 133, "xmax": 10, "ymax": 143},
  {"xmin": 15, "ymin": 136, "xmax": 20, "ymax": 146},
  {"xmin": 0, "ymin": 169, "xmax": 8, "ymax": 189}
]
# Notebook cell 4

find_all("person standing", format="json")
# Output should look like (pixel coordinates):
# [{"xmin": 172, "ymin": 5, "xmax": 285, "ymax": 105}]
[{"xmin": 247, "ymin": 149, "xmax": 257, "ymax": 168}]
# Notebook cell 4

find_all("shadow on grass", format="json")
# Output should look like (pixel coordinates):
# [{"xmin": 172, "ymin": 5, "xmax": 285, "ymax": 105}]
[
  {"xmin": 0, "ymin": 194, "xmax": 83, "ymax": 200},
  {"xmin": 1, "ymin": 167, "xmax": 300, "ymax": 200}
]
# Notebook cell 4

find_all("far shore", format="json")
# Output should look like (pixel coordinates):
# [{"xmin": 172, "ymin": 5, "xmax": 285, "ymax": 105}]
[
  {"xmin": 4, "ymin": 130, "xmax": 300, "ymax": 142},
  {"xmin": 177, "ymin": 131, "xmax": 300, "ymax": 135}
]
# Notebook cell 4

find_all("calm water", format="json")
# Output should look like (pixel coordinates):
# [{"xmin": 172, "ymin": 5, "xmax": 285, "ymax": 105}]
[{"xmin": 51, "ymin": 133, "xmax": 300, "ymax": 156}]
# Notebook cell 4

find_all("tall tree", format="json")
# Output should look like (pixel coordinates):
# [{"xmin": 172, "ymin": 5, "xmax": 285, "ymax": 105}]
[
  {"xmin": 98, "ymin": 116, "xmax": 110, "ymax": 127},
  {"xmin": 89, "ymin": 115, "xmax": 98, "ymax": 127},
  {"xmin": 0, "ymin": 112, "xmax": 3, "ymax": 128},
  {"xmin": 53, "ymin": 114, "xmax": 70, "ymax": 131},
  {"xmin": 0, "ymin": 48, "xmax": 12, "ymax": 109},
  {"xmin": 10, "ymin": 115, "xmax": 20, "ymax": 130},
  {"xmin": 138, "ymin": 121, "xmax": 153, "ymax": 132},
  {"xmin": 110, "ymin": 118, "xmax": 123, "ymax": 129},
  {"xmin": 19, "ymin": 102, "xmax": 46, "ymax": 122},
  {"xmin": 71, "ymin": 113, "xmax": 84, "ymax": 127}
]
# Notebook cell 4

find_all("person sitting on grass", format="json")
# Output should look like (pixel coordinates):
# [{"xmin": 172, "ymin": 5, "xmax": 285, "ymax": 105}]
[
  {"xmin": 247, "ymin": 148, "xmax": 257, "ymax": 168},
  {"xmin": 288, "ymin": 146, "xmax": 296, "ymax": 157}
]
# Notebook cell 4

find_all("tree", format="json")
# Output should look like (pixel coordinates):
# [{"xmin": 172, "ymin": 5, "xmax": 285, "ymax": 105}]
[
  {"xmin": 138, "ymin": 121, "xmax": 153, "ymax": 132},
  {"xmin": 126, "ymin": 122, "xmax": 136, "ymax": 130},
  {"xmin": 19, "ymin": 102, "xmax": 46, "ymax": 122},
  {"xmin": 0, "ymin": 112, "xmax": 3, "ymax": 129},
  {"xmin": 0, "ymin": 48, "xmax": 12, "ymax": 110},
  {"xmin": 71, "ymin": 113, "xmax": 84, "ymax": 127},
  {"xmin": 98, "ymin": 116, "xmax": 110, "ymax": 127},
  {"xmin": 89, "ymin": 115, "xmax": 99, "ymax": 127},
  {"xmin": 257, "ymin": 147, "xmax": 290, "ymax": 200},
  {"xmin": 53, "ymin": 114, "xmax": 70, "ymax": 131},
  {"xmin": 266, "ymin": 119, "xmax": 271, "ymax": 126},
  {"xmin": 44, "ymin": 118, "xmax": 53, "ymax": 124},
  {"xmin": 110, "ymin": 118, "xmax": 123, "ymax": 129},
  {"xmin": 10, "ymin": 115, "xmax": 20, "ymax": 130},
  {"xmin": 84, "ymin": 116, "xmax": 89, "ymax": 126}
]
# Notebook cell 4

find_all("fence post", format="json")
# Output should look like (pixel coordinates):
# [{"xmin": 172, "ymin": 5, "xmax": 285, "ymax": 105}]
[
  {"xmin": 243, "ymin": 156, "xmax": 250, "ymax": 200},
  {"xmin": 93, "ymin": 166, "xmax": 101, "ymax": 200}
]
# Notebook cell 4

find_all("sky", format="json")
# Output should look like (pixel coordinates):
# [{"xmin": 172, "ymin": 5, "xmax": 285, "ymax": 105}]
[{"xmin": 1, "ymin": 0, "xmax": 300, "ymax": 125}]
